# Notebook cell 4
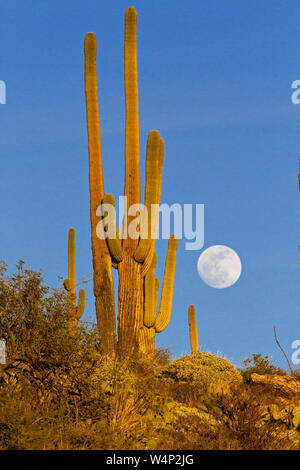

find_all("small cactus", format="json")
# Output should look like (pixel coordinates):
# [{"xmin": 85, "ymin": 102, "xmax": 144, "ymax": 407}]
[
  {"xmin": 188, "ymin": 304, "xmax": 199, "ymax": 354},
  {"xmin": 63, "ymin": 228, "xmax": 85, "ymax": 335}
]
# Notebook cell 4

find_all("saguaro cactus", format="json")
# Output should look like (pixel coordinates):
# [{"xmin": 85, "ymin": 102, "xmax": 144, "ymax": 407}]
[
  {"xmin": 84, "ymin": 29, "xmax": 117, "ymax": 356},
  {"xmin": 188, "ymin": 304, "xmax": 199, "ymax": 354},
  {"xmin": 63, "ymin": 228, "xmax": 85, "ymax": 335},
  {"xmin": 140, "ymin": 235, "xmax": 179, "ymax": 353},
  {"xmin": 84, "ymin": 7, "xmax": 174, "ymax": 356}
]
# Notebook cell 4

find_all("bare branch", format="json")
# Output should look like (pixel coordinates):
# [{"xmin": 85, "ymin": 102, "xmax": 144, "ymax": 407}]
[{"xmin": 273, "ymin": 325, "xmax": 294, "ymax": 376}]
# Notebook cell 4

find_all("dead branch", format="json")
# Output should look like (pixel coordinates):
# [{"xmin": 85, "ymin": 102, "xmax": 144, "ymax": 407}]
[{"xmin": 273, "ymin": 325, "xmax": 294, "ymax": 376}]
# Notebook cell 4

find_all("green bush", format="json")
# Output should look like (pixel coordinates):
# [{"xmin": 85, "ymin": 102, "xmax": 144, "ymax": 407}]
[{"xmin": 163, "ymin": 352, "xmax": 242, "ymax": 393}]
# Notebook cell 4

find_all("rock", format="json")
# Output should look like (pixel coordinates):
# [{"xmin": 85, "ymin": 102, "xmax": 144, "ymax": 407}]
[
  {"xmin": 251, "ymin": 373, "xmax": 300, "ymax": 397},
  {"xmin": 292, "ymin": 407, "xmax": 300, "ymax": 429}
]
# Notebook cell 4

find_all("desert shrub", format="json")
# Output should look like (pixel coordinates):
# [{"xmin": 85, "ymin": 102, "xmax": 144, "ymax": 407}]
[
  {"xmin": 0, "ymin": 260, "xmax": 90, "ymax": 364},
  {"xmin": 202, "ymin": 385, "xmax": 298, "ymax": 450},
  {"xmin": 163, "ymin": 352, "xmax": 242, "ymax": 394},
  {"xmin": 241, "ymin": 354, "xmax": 286, "ymax": 384},
  {"xmin": 153, "ymin": 346, "xmax": 172, "ymax": 366},
  {"xmin": 0, "ymin": 260, "xmax": 172, "ymax": 450}
]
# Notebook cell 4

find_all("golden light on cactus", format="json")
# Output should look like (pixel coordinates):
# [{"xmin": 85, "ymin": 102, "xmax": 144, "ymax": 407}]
[
  {"xmin": 63, "ymin": 228, "xmax": 85, "ymax": 335},
  {"xmin": 84, "ymin": 7, "xmax": 176, "ymax": 356},
  {"xmin": 155, "ymin": 235, "xmax": 179, "ymax": 333},
  {"xmin": 117, "ymin": 7, "xmax": 143, "ymax": 355},
  {"xmin": 84, "ymin": 32, "xmax": 117, "ymax": 356},
  {"xmin": 124, "ymin": 6, "xmax": 140, "ymax": 221},
  {"xmin": 188, "ymin": 304, "xmax": 199, "ymax": 354},
  {"xmin": 102, "ymin": 193, "xmax": 123, "ymax": 264},
  {"xmin": 134, "ymin": 131, "xmax": 163, "ymax": 264},
  {"xmin": 143, "ymin": 252, "xmax": 158, "ymax": 328},
  {"xmin": 139, "ymin": 326, "xmax": 156, "ymax": 354},
  {"xmin": 141, "ymin": 137, "xmax": 164, "ymax": 277},
  {"xmin": 139, "ymin": 235, "xmax": 178, "ymax": 353}
]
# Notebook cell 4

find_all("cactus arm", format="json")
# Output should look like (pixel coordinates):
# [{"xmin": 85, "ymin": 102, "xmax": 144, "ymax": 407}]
[
  {"xmin": 123, "ymin": 6, "xmax": 140, "ymax": 252},
  {"xmin": 117, "ymin": 217, "xmax": 124, "ymax": 241},
  {"xmin": 154, "ymin": 278, "xmax": 159, "ymax": 316},
  {"xmin": 102, "ymin": 193, "xmax": 123, "ymax": 263},
  {"xmin": 63, "ymin": 278, "xmax": 71, "ymax": 291},
  {"xmin": 139, "ymin": 272, "xmax": 159, "ymax": 353},
  {"xmin": 141, "ymin": 137, "xmax": 164, "ymax": 276},
  {"xmin": 84, "ymin": 32, "xmax": 117, "ymax": 355},
  {"xmin": 143, "ymin": 252, "xmax": 157, "ymax": 328},
  {"xmin": 155, "ymin": 235, "xmax": 178, "ymax": 333},
  {"xmin": 134, "ymin": 130, "xmax": 161, "ymax": 263},
  {"xmin": 77, "ymin": 288, "xmax": 85, "ymax": 320},
  {"xmin": 188, "ymin": 304, "xmax": 199, "ymax": 354},
  {"xmin": 84, "ymin": 33, "xmax": 104, "ymax": 198}
]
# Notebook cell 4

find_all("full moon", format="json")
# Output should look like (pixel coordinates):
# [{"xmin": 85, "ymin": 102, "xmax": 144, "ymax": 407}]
[{"xmin": 197, "ymin": 245, "xmax": 242, "ymax": 289}]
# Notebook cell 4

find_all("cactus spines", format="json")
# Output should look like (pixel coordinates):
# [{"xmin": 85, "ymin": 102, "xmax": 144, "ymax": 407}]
[
  {"xmin": 155, "ymin": 235, "xmax": 179, "ymax": 333},
  {"xmin": 84, "ymin": 32, "xmax": 117, "ymax": 355},
  {"xmin": 63, "ymin": 228, "xmax": 85, "ymax": 335},
  {"xmin": 188, "ymin": 304, "xmax": 199, "ymax": 354},
  {"xmin": 102, "ymin": 193, "xmax": 123, "ymax": 264}
]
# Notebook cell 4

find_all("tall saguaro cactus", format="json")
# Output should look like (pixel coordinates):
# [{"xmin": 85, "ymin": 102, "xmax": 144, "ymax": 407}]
[
  {"xmin": 188, "ymin": 304, "xmax": 199, "ymax": 354},
  {"xmin": 63, "ymin": 228, "xmax": 85, "ymax": 335},
  {"xmin": 84, "ymin": 30, "xmax": 117, "ymax": 356},
  {"xmin": 84, "ymin": 7, "xmax": 175, "ymax": 356}
]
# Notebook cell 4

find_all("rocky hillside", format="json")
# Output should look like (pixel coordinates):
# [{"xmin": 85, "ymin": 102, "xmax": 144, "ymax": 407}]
[{"xmin": 1, "ymin": 350, "xmax": 299, "ymax": 450}]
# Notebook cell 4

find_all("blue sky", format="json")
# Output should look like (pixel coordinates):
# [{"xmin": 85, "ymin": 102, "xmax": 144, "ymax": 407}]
[{"xmin": 1, "ymin": 0, "xmax": 299, "ymax": 369}]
